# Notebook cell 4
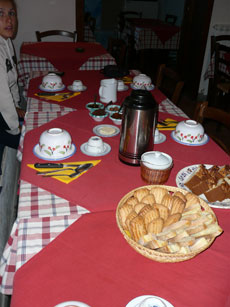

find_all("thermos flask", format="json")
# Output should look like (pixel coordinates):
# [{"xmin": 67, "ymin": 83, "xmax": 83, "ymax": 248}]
[{"xmin": 119, "ymin": 89, "xmax": 158, "ymax": 165}]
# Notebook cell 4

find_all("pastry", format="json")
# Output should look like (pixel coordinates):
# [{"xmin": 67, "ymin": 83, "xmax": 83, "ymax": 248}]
[
  {"xmin": 134, "ymin": 188, "xmax": 149, "ymax": 202},
  {"xmin": 150, "ymin": 187, "xmax": 168, "ymax": 203},
  {"xmin": 130, "ymin": 216, "xmax": 147, "ymax": 242}
]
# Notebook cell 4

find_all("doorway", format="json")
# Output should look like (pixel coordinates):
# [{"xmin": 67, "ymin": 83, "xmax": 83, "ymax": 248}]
[{"xmin": 177, "ymin": 0, "xmax": 214, "ymax": 99}]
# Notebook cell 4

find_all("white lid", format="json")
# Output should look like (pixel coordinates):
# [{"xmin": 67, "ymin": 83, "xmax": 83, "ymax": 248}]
[{"xmin": 141, "ymin": 151, "xmax": 172, "ymax": 170}]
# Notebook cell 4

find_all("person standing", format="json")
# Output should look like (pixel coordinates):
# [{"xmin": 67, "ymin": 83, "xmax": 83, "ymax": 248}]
[{"xmin": 0, "ymin": 0, "xmax": 25, "ymax": 152}]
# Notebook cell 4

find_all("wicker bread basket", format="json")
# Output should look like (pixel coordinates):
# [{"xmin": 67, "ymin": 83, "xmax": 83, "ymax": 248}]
[{"xmin": 116, "ymin": 185, "xmax": 220, "ymax": 263}]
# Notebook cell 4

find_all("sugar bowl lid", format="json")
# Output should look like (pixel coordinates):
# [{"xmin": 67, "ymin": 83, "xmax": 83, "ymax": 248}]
[{"xmin": 141, "ymin": 151, "xmax": 173, "ymax": 170}]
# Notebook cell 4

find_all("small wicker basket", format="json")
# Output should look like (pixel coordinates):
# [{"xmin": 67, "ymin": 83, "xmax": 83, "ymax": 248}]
[{"xmin": 116, "ymin": 185, "xmax": 219, "ymax": 263}]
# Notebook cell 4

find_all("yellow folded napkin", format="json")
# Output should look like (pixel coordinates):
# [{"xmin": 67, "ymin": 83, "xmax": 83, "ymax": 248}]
[
  {"xmin": 27, "ymin": 160, "xmax": 101, "ymax": 184},
  {"xmin": 157, "ymin": 118, "xmax": 178, "ymax": 131},
  {"xmin": 35, "ymin": 92, "xmax": 81, "ymax": 102},
  {"xmin": 122, "ymin": 76, "xmax": 133, "ymax": 84}
]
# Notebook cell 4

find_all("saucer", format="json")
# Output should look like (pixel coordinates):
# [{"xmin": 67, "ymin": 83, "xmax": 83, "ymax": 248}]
[
  {"xmin": 117, "ymin": 85, "xmax": 129, "ymax": 91},
  {"xmin": 55, "ymin": 301, "xmax": 91, "ymax": 307},
  {"xmin": 67, "ymin": 85, "xmax": 87, "ymax": 92},
  {"xmin": 126, "ymin": 295, "xmax": 174, "ymax": 307},
  {"xmin": 80, "ymin": 142, "xmax": 111, "ymax": 156},
  {"xmin": 171, "ymin": 131, "xmax": 209, "ymax": 146},
  {"xmin": 130, "ymin": 83, "xmax": 155, "ymax": 91},
  {"xmin": 93, "ymin": 124, "xmax": 120, "ymax": 137},
  {"xmin": 39, "ymin": 84, "xmax": 65, "ymax": 92},
  {"xmin": 33, "ymin": 143, "xmax": 76, "ymax": 161},
  {"xmin": 154, "ymin": 133, "xmax": 166, "ymax": 144}
]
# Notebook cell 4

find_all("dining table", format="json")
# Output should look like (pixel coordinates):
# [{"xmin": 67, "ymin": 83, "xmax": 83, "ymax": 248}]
[
  {"xmin": 17, "ymin": 41, "xmax": 116, "ymax": 89},
  {"xmin": 1, "ymin": 66, "xmax": 230, "ymax": 307},
  {"xmin": 122, "ymin": 18, "xmax": 181, "ymax": 51}
]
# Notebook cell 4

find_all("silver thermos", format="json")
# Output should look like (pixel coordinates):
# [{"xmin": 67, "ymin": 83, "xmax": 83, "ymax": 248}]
[{"xmin": 119, "ymin": 89, "xmax": 158, "ymax": 165}]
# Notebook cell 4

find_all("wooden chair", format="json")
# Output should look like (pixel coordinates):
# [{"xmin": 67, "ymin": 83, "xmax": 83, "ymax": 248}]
[
  {"xmin": 155, "ymin": 64, "xmax": 184, "ymax": 105},
  {"xmin": 165, "ymin": 14, "xmax": 177, "ymax": 25},
  {"xmin": 36, "ymin": 30, "xmax": 78, "ymax": 42},
  {"xmin": 208, "ymin": 35, "xmax": 230, "ymax": 107},
  {"xmin": 117, "ymin": 11, "xmax": 142, "ymax": 38},
  {"xmin": 107, "ymin": 38, "xmax": 127, "ymax": 68},
  {"xmin": 194, "ymin": 101, "xmax": 230, "ymax": 155}
]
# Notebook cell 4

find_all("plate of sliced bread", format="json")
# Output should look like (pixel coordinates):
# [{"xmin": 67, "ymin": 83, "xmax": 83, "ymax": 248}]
[{"xmin": 176, "ymin": 164, "xmax": 230, "ymax": 208}]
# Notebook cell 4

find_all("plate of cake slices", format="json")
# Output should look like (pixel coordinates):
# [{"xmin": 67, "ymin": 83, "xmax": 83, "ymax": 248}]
[{"xmin": 176, "ymin": 164, "xmax": 230, "ymax": 208}]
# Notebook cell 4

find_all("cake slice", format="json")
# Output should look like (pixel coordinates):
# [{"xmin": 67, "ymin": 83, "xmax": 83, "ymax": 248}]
[
  {"xmin": 184, "ymin": 164, "xmax": 208, "ymax": 190},
  {"xmin": 204, "ymin": 178, "xmax": 230, "ymax": 202}
]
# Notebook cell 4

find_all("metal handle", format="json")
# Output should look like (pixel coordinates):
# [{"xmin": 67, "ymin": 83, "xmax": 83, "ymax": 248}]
[{"xmin": 34, "ymin": 163, "xmax": 63, "ymax": 168}]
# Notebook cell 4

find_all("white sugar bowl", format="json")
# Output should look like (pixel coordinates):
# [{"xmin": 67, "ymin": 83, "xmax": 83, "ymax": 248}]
[
  {"xmin": 140, "ymin": 151, "xmax": 173, "ymax": 184},
  {"xmin": 133, "ymin": 74, "xmax": 152, "ymax": 90},
  {"xmin": 41, "ymin": 73, "xmax": 64, "ymax": 91},
  {"xmin": 174, "ymin": 120, "xmax": 204, "ymax": 144},
  {"xmin": 38, "ymin": 128, "xmax": 73, "ymax": 159}
]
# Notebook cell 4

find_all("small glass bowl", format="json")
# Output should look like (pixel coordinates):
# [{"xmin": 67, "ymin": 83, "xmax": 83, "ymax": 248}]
[
  {"xmin": 109, "ymin": 112, "xmax": 122, "ymax": 125},
  {"xmin": 89, "ymin": 109, "xmax": 108, "ymax": 122},
  {"xmin": 85, "ymin": 102, "xmax": 104, "ymax": 111},
  {"xmin": 105, "ymin": 104, "xmax": 120, "ymax": 115}
]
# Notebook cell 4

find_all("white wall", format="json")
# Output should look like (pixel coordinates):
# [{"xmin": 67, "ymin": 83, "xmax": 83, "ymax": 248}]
[
  {"xmin": 199, "ymin": 0, "xmax": 230, "ymax": 96},
  {"xmin": 13, "ymin": 0, "xmax": 75, "ymax": 58},
  {"xmin": 124, "ymin": 1, "xmax": 159, "ymax": 18}
]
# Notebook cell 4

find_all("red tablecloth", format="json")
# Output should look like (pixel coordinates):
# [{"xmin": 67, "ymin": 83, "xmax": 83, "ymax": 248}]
[
  {"xmin": 20, "ymin": 109, "xmax": 230, "ymax": 213},
  {"xmin": 10, "ymin": 210, "xmax": 230, "ymax": 307},
  {"xmin": 20, "ymin": 42, "xmax": 108, "ymax": 71},
  {"xmin": 128, "ymin": 18, "xmax": 180, "ymax": 44}
]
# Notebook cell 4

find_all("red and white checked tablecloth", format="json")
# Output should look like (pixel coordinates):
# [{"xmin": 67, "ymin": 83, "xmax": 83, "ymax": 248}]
[
  {"xmin": 18, "ymin": 45, "xmax": 116, "ymax": 87},
  {"xmin": 123, "ymin": 19, "xmax": 181, "ymax": 51},
  {"xmin": 0, "ymin": 97, "xmax": 187, "ymax": 295}
]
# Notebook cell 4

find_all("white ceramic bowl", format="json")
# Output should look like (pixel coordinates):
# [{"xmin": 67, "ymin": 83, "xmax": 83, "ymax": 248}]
[
  {"xmin": 89, "ymin": 109, "xmax": 108, "ymax": 122},
  {"xmin": 133, "ymin": 74, "xmax": 152, "ymax": 89},
  {"xmin": 38, "ymin": 128, "xmax": 73, "ymax": 159},
  {"xmin": 174, "ymin": 120, "xmax": 205, "ymax": 144},
  {"xmin": 86, "ymin": 136, "xmax": 104, "ymax": 153},
  {"xmin": 109, "ymin": 112, "xmax": 122, "ymax": 125},
  {"xmin": 41, "ymin": 73, "xmax": 64, "ymax": 91}
]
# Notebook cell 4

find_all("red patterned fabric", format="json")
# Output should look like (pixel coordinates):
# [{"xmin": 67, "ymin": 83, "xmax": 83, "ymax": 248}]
[
  {"xmin": 11, "ymin": 210, "xmax": 230, "ymax": 307},
  {"xmin": 20, "ymin": 42, "xmax": 108, "ymax": 72}
]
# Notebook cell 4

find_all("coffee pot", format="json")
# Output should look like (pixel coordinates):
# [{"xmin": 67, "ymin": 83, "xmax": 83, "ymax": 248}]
[{"xmin": 119, "ymin": 89, "xmax": 158, "ymax": 165}]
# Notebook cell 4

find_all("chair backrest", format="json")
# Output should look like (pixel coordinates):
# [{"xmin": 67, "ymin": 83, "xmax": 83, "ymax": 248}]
[
  {"xmin": 211, "ymin": 35, "xmax": 230, "ymax": 56},
  {"xmin": 155, "ymin": 64, "xmax": 184, "ymax": 105},
  {"xmin": 107, "ymin": 38, "xmax": 127, "ymax": 67},
  {"xmin": 194, "ymin": 101, "xmax": 230, "ymax": 154},
  {"xmin": 208, "ymin": 35, "xmax": 230, "ymax": 105},
  {"xmin": 214, "ymin": 41, "xmax": 230, "ymax": 83},
  {"xmin": 36, "ymin": 30, "xmax": 77, "ymax": 42},
  {"xmin": 118, "ymin": 11, "xmax": 142, "ymax": 35},
  {"xmin": 165, "ymin": 14, "xmax": 177, "ymax": 25}
]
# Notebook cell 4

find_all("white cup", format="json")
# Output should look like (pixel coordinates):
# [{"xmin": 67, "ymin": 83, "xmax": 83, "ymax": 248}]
[
  {"xmin": 72, "ymin": 80, "xmax": 83, "ymax": 91},
  {"xmin": 154, "ymin": 128, "xmax": 160, "ymax": 142},
  {"xmin": 86, "ymin": 136, "xmax": 104, "ymax": 153},
  {"xmin": 99, "ymin": 78, "xmax": 117, "ymax": 103},
  {"xmin": 117, "ymin": 80, "xmax": 125, "ymax": 90}
]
